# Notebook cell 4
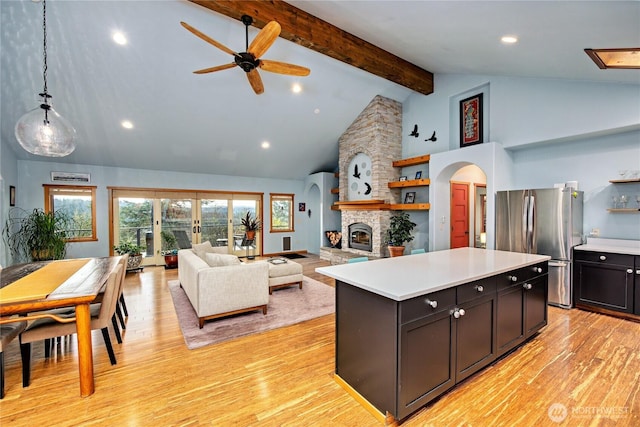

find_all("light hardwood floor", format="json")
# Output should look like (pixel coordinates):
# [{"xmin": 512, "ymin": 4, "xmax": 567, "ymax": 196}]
[{"xmin": 1, "ymin": 255, "xmax": 639, "ymax": 426}]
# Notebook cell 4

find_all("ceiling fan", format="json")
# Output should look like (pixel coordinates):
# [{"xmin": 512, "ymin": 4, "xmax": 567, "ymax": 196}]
[{"xmin": 180, "ymin": 15, "xmax": 310, "ymax": 95}]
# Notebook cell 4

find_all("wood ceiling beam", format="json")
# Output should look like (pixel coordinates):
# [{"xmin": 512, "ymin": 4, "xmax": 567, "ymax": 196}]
[{"xmin": 188, "ymin": 0, "xmax": 434, "ymax": 95}]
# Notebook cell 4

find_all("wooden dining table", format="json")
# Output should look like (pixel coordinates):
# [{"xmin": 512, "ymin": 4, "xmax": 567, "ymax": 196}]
[{"xmin": 0, "ymin": 256, "xmax": 121, "ymax": 397}]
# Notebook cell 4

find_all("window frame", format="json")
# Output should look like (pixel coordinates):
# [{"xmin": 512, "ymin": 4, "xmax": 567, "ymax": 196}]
[
  {"xmin": 44, "ymin": 184, "xmax": 97, "ymax": 242},
  {"xmin": 269, "ymin": 193, "xmax": 295, "ymax": 233}
]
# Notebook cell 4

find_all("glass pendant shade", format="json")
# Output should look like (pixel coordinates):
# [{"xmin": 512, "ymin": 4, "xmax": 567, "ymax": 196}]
[{"xmin": 15, "ymin": 104, "xmax": 77, "ymax": 157}]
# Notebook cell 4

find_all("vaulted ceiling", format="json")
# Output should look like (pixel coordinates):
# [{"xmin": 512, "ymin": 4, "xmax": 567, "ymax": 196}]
[{"xmin": 1, "ymin": 1, "xmax": 638, "ymax": 180}]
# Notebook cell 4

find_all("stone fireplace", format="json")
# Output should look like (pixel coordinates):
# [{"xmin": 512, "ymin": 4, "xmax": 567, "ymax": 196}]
[{"xmin": 336, "ymin": 95, "xmax": 403, "ymax": 258}]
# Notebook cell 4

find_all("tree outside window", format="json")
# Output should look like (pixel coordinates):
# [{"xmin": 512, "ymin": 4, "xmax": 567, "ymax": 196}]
[
  {"xmin": 270, "ymin": 193, "xmax": 294, "ymax": 232},
  {"xmin": 44, "ymin": 184, "xmax": 97, "ymax": 241}
]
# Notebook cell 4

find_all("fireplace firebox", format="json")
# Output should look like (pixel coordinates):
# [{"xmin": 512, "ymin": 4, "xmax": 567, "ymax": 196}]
[{"xmin": 349, "ymin": 223, "xmax": 373, "ymax": 252}]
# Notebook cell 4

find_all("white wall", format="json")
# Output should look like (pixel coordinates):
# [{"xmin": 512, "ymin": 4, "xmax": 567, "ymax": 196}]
[
  {"xmin": 0, "ymin": 140, "xmax": 19, "ymax": 266},
  {"xmin": 15, "ymin": 159, "xmax": 308, "ymax": 260}
]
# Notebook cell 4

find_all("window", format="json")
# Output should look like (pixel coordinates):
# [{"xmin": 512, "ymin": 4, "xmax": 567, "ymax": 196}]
[
  {"xmin": 44, "ymin": 184, "xmax": 97, "ymax": 241},
  {"xmin": 270, "ymin": 193, "xmax": 294, "ymax": 232}
]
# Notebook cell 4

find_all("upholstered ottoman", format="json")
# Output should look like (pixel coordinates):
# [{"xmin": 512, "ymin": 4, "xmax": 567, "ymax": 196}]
[{"xmin": 267, "ymin": 259, "xmax": 303, "ymax": 294}]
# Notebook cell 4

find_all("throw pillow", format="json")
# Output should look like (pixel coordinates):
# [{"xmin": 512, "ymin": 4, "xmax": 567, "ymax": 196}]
[
  {"xmin": 192, "ymin": 241, "xmax": 213, "ymax": 260},
  {"xmin": 204, "ymin": 253, "xmax": 241, "ymax": 267}
]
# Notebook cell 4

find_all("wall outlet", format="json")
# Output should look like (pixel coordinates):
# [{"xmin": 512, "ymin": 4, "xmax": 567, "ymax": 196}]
[{"xmin": 591, "ymin": 228, "xmax": 600, "ymax": 237}]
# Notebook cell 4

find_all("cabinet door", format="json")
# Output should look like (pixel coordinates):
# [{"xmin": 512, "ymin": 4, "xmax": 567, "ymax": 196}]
[
  {"xmin": 524, "ymin": 275, "xmax": 548, "ymax": 337},
  {"xmin": 496, "ymin": 285, "xmax": 524, "ymax": 356},
  {"xmin": 398, "ymin": 309, "xmax": 455, "ymax": 420},
  {"xmin": 635, "ymin": 256, "xmax": 640, "ymax": 316},
  {"xmin": 455, "ymin": 294, "xmax": 496, "ymax": 382},
  {"xmin": 576, "ymin": 261, "xmax": 634, "ymax": 313}
]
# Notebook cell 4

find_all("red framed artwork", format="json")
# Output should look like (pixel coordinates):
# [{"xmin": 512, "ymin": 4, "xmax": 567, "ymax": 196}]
[{"xmin": 460, "ymin": 93, "xmax": 483, "ymax": 147}]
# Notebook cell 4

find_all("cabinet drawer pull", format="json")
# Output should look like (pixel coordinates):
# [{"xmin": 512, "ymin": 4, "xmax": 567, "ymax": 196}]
[
  {"xmin": 636, "ymin": 270, "xmax": 640, "ymax": 275},
  {"xmin": 508, "ymin": 275, "xmax": 518, "ymax": 282},
  {"xmin": 425, "ymin": 299, "xmax": 438, "ymax": 309},
  {"xmin": 627, "ymin": 269, "xmax": 633, "ymax": 274},
  {"xmin": 533, "ymin": 267, "xmax": 543, "ymax": 273},
  {"xmin": 475, "ymin": 285, "xmax": 484, "ymax": 292},
  {"xmin": 523, "ymin": 283, "xmax": 533, "ymax": 290},
  {"xmin": 599, "ymin": 255, "xmax": 607, "ymax": 261},
  {"xmin": 452, "ymin": 308, "xmax": 466, "ymax": 318}
]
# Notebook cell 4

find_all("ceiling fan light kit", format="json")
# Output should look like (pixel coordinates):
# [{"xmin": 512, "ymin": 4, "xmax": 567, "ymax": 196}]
[
  {"xmin": 181, "ymin": 14, "xmax": 310, "ymax": 95},
  {"xmin": 15, "ymin": 0, "xmax": 76, "ymax": 157}
]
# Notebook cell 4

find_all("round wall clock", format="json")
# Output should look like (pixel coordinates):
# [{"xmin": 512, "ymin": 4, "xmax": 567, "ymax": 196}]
[{"xmin": 347, "ymin": 152, "xmax": 372, "ymax": 200}]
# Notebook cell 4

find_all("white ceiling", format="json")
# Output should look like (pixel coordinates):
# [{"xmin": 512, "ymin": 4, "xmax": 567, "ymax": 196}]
[{"xmin": 1, "ymin": 1, "xmax": 639, "ymax": 180}]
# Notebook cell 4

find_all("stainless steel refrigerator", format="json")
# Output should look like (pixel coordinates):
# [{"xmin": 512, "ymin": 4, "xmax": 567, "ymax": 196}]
[{"xmin": 495, "ymin": 188, "xmax": 583, "ymax": 308}]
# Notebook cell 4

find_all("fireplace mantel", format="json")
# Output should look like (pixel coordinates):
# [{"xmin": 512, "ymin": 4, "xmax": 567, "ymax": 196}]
[{"xmin": 333, "ymin": 200, "xmax": 391, "ymax": 211}]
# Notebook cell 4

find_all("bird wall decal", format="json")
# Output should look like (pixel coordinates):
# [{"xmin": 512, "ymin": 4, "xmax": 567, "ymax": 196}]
[
  {"xmin": 409, "ymin": 124, "xmax": 419, "ymax": 137},
  {"xmin": 353, "ymin": 164, "xmax": 361, "ymax": 179},
  {"xmin": 364, "ymin": 183, "xmax": 372, "ymax": 195},
  {"xmin": 425, "ymin": 131, "xmax": 437, "ymax": 142}
]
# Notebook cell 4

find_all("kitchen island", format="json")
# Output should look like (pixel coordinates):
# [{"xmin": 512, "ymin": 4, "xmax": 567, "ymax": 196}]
[{"xmin": 316, "ymin": 247, "xmax": 550, "ymax": 423}]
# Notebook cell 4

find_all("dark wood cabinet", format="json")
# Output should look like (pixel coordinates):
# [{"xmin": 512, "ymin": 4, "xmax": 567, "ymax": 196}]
[
  {"xmin": 496, "ymin": 262, "xmax": 548, "ymax": 356},
  {"xmin": 335, "ymin": 263, "xmax": 548, "ymax": 422},
  {"xmin": 574, "ymin": 251, "xmax": 634, "ymax": 314},
  {"xmin": 635, "ymin": 256, "xmax": 640, "ymax": 315}
]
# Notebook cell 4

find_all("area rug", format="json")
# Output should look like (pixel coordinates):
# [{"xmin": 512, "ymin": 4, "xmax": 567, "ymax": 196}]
[
  {"xmin": 280, "ymin": 253, "xmax": 306, "ymax": 259},
  {"xmin": 168, "ymin": 277, "xmax": 335, "ymax": 349}
]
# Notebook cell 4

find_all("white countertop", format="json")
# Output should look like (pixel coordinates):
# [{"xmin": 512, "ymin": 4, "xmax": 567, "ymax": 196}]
[
  {"xmin": 574, "ymin": 237, "xmax": 640, "ymax": 256},
  {"xmin": 316, "ymin": 247, "xmax": 550, "ymax": 301}
]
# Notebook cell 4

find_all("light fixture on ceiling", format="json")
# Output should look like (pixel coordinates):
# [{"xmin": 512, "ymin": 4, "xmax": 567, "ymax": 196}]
[
  {"xmin": 112, "ymin": 31, "xmax": 128, "ymax": 45},
  {"xmin": 121, "ymin": 120, "xmax": 133, "ymax": 129},
  {"xmin": 292, "ymin": 83, "xmax": 302, "ymax": 94},
  {"xmin": 585, "ymin": 48, "xmax": 640, "ymax": 69},
  {"xmin": 15, "ymin": 0, "xmax": 76, "ymax": 157},
  {"xmin": 261, "ymin": 141, "xmax": 270, "ymax": 149},
  {"xmin": 500, "ymin": 35, "xmax": 518, "ymax": 44}
]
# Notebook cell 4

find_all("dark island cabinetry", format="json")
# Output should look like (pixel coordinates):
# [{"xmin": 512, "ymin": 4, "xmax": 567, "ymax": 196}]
[
  {"xmin": 574, "ymin": 251, "xmax": 636, "ymax": 315},
  {"xmin": 335, "ymin": 262, "xmax": 548, "ymax": 422}
]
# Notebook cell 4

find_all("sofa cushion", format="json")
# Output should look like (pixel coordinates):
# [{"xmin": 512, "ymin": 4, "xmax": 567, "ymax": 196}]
[{"xmin": 205, "ymin": 252, "xmax": 241, "ymax": 267}]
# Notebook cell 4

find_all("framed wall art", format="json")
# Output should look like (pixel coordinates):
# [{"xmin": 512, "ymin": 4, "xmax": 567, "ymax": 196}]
[
  {"xmin": 404, "ymin": 191, "xmax": 416, "ymax": 204},
  {"xmin": 415, "ymin": 171, "xmax": 422, "ymax": 179},
  {"xmin": 9, "ymin": 185, "xmax": 15, "ymax": 206},
  {"xmin": 298, "ymin": 202, "xmax": 306, "ymax": 212},
  {"xmin": 460, "ymin": 93, "xmax": 483, "ymax": 147}
]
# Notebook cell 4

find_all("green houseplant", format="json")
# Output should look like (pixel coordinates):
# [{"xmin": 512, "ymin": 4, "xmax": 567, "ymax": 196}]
[
  {"xmin": 3, "ymin": 207, "xmax": 71, "ymax": 263},
  {"xmin": 386, "ymin": 212, "xmax": 417, "ymax": 257},
  {"xmin": 241, "ymin": 211, "xmax": 262, "ymax": 241},
  {"xmin": 161, "ymin": 230, "xmax": 179, "ymax": 269},
  {"xmin": 113, "ymin": 241, "xmax": 144, "ymax": 271}
]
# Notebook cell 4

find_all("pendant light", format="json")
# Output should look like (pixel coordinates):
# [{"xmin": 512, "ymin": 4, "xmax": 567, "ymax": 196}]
[{"xmin": 15, "ymin": 0, "xmax": 76, "ymax": 157}]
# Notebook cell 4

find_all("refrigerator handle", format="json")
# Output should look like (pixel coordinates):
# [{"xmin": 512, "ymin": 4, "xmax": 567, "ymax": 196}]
[
  {"xmin": 522, "ymin": 195, "xmax": 529, "ymax": 250},
  {"xmin": 528, "ymin": 195, "xmax": 536, "ymax": 251}
]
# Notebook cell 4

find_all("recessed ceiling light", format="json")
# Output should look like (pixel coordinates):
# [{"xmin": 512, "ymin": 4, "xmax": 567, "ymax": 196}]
[
  {"xmin": 501, "ymin": 36, "xmax": 518, "ymax": 44},
  {"xmin": 112, "ymin": 32, "xmax": 127, "ymax": 45},
  {"xmin": 261, "ymin": 141, "xmax": 270, "ymax": 149},
  {"xmin": 291, "ymin": 83, "xmax": 302, "ymax": 94},
  {"xmin": 121, "ymin": 120, "xmax": 133, "ymax": 129},
  {"xmin": 314, "ymin": 108, "xmax": 320, "ymax": 114},
  {"xmin": 585, "ymin": 48, "xmax": 640, "ymax": 69}
]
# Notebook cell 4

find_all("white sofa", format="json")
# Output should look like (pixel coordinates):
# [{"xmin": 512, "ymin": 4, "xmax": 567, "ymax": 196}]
[{"xmin": 178, "ymin": 242, "xmax": 269, "ymax": 328}]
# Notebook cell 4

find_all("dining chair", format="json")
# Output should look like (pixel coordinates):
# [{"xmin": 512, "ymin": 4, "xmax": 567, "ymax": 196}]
[
  {"xmin": 411, "ymin": 248, "xmax": 426, "ymax": 254},
  {"xmin": 348, "ymin": 257, "xmax": 369, "ymax": 263},
  {"xmin": 1, "ymin": 321, "xmax": 28, "ymax": 398},
  {"xmin": 19, "ymin": 263, "xmax": 124, "ymax": 387}
]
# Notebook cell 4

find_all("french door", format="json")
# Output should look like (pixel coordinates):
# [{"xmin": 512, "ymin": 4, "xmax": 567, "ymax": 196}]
[{"xmin": 110, "ymin": 189, "xmax": 262, "ymax": 265}]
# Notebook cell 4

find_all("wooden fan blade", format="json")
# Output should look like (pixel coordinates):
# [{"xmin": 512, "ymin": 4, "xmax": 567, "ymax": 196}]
[
  {"xmin": 246, "ymin": 69, "xmax": 264, "ymax": 95},
  {"xmin": 180, "ymin": 21, "xmax": 237, "ymax": 57},
  {"xmin": 248, "ymin": 21, "xmax": 281, "ymax": 59},
  {"xmin": 259, "ymin": 59, "xmax": 311, "ymax": 76},
  {"xmin": 193, "ymin": 63, "xmax": 237, "ymax": 74}
]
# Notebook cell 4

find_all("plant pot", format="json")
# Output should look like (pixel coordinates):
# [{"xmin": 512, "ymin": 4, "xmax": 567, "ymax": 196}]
[
  {"xmin": 127, "ymin": 254, "xmax": 143, "ymax": 271},
  {"xmin": 164, "ymin": 254, "xmax": 178, "ymax": 269},
  {"xmin": 245, "ymin": 230, "xmax": 256, "ymax": 241},
  {"xmin": 388, "ymin": 246, "xmax": 405, "ymax": 257}
]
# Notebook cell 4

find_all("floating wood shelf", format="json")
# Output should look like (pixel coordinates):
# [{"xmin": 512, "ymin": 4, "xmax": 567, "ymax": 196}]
[
  {"xmin": 609, "ymin": 178, "xmax": 640, "ymax": 184},
  {"xmin": 392, "ymin": 154, "xmax": 430, "ymax": 168},
  {"xmin": 388, "ymin": 178, "xmax": 430, "ymax": 188},
  {"xmin": 390, "ymin": 203, "xmax": 430, "ymax": 211},
  {"xmin": 606, "ymin": 208, "xmax": 639, "ymax": 213}
]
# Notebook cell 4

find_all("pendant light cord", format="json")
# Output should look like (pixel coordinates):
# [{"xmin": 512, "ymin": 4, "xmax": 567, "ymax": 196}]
[{"xmin": 40, "ymin": 0, "xmax": 51, "ymax": 122}]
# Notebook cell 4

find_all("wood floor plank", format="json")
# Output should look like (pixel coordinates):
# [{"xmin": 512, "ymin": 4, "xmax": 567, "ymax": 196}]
[{"xmin": 1, "ymin": 254, "xmax": 639, "ymax": 426}]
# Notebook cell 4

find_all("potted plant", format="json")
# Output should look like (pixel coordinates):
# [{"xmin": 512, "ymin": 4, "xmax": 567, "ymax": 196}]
[
  {"xmin": 113, "ymin": 241, "xmax": 144, "ymax": 271},
  {"xmin": 241, "ymin": 211, "xmax": 262, "ymax": 241},
  {"xmin": 386, "ymin": 212, "xmax": 417, "ymax": 257},
  {"xmin": 3, "ymin": 207, "xmax": 71, "ymax": 263},
  {"xmin": 161, "ymin": 230, "xmax": 179, "ymax": 269}
]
